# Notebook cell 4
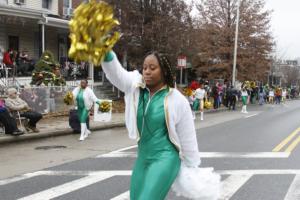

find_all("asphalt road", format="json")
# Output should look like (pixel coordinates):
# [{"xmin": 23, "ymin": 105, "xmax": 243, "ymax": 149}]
[{"xmin": 1, "ymin": 100, "xmax": 300, "ymax": 200}]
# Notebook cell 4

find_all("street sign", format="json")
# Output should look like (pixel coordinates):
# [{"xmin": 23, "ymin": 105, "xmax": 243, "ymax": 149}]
[
  {"xmin": 177, "ymin": 56, "xmax": 187, "ymax": 69},
  {"xmin": 177, "ymin": 55, "xmax": 187, "ymax": 85}
]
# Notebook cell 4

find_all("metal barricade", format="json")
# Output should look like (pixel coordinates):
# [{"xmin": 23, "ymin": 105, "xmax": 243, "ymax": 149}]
[{"xmin": 19, "ymin": 86, "xmax": 76, "ymax": 114}]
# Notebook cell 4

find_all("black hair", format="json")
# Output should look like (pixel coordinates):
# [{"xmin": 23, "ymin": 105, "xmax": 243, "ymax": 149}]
[
  {"xmin": 144, "ymin": 51, "xmax": 175, "ymax": 88},
  {"xmin": 81, "ymin": 79, "xmax": 88, "ymax": 84}
]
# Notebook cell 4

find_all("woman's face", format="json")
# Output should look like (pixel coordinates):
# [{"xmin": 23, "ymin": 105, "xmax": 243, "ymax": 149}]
[
  {"xmin": 142, "ymin": 54, "xmax": 164, "ymax": 88},
  {"xmin": 80, "ymin": 80, "xmax": 88, "ymax": 89}
]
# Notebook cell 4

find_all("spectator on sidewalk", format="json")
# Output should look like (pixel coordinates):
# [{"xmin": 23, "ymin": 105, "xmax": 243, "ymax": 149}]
[
  {"xmin": 275, "ymin": 87, "xmax": 282, "ymax": 104},
  {"xmin": 212, "ymin": 84, "xmax": 219, "ymax": 109},
  {"xmin": 3, "ymin": 49, "xmax": 13, "ymax": 67},
  {"xmin": 5, "ymin": 88, "xmax": 42, "ymax": 133},
  {"xmin": 0, "ymin": 99, "xmax": 24, "ymax": 135},
  {"xmin": 259, "ymin": 86, "xmax": 265, "ymax": 105},
  {"xmin": 228, "ymin": 86, "xmax": 238, "ymax": 110}
]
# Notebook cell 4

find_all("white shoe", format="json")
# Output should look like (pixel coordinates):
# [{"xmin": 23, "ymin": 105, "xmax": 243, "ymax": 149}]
[
  {"xmin": 79, "ymin": 135, "xmax": 85, "ymax": 141},
  {"xmin": 200, "ymin": 112, "xmax": 204, "ymax": 121}
]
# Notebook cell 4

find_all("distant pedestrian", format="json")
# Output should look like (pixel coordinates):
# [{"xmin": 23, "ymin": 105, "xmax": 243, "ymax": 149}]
[
  {"xmin": 194, "ymin": 84, "xmax": 207, "ymax": 120},
  {"xmin": 241, "ymin": 88, "xmax": 248, "ymax": 114},
  {"xmin": 228, "ymin": 86, "xmax": 238, "ymax": 110},
  {"xmin": 269, "ymin": 88, "xmax": 274, "ymax": 104},
  {"xmin": 259, "ymin": 86, "xmax": 264, "ymax": 105}
]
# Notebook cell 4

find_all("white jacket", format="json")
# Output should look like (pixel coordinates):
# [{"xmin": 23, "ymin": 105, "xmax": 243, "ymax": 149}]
[
  {"xmin": 72, "ymin": 87, "xmax": 99, "ymax": 110},
  {"xmin": 101, "ymin": 52, "xmax": 200, "ymax": 167}
]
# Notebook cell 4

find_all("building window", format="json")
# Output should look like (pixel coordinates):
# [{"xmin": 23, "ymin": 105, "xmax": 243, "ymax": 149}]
[
  {"xmin": 8, "ymin": 36, "xmax": 19, "ymax": 52},
  {"xmin": 63, "ymin": 0, "xmax": 70, "ymax": 8},
  {"xmin": 42, "ymin": 0, "xmax": 51, "ymax": 9},
  {"xmin": 14, "ymin": 0, "xmax": 26, "ymax": 5}
]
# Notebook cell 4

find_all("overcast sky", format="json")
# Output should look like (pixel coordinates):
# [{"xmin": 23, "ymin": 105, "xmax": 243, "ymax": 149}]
[
  {"xmin": 265, "ymin": 0, "xmax": 300, "ymax": 59},
  {"xmin": 186, "ymin": 0, "xmax": 300, "ymax": 59}
]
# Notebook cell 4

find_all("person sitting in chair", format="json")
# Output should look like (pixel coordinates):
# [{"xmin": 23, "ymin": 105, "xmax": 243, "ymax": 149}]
[
  {"xmin": 0, "ymin": 99, "xmax": 24, "ymax": 135},
  {"xmin": 5, "ymin": 88, "xmax": 42, "ymax": 133}
]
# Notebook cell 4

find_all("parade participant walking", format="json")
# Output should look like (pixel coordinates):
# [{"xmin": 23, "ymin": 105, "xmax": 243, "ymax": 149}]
[
  {"xmin": 187, "ymin": 90, "xmax": 196, "ymax": 120},
  {"xmin": 241, "ymin": 88, "xmax": 249, "ymax": 114},
  {"xmin": 72, "ymin": 80, "xmax": 100, "ymax": 141},
  {"xmin": 101, "ymin": 51, "xmax": 220, "ymax": 200},
  {"xmin": 195, "ymin": 84, "xmax": 207, "ymax": 120}
]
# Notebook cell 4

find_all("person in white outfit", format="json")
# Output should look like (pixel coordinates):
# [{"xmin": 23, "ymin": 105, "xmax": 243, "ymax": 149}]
[
  {"xmin": 194, "ymin": 84, "xmax": 207, "ymax": 120},
  {"xmin": 269, "ymin": 88, "xmax": 274, "ymax": 104},
  {"xmin": 282, "ymin": 88, "xmax": 287, "ymax": 104},
  {"xmin": 72, "ymin": 80, "xmax": 100, "ymax": 141}
]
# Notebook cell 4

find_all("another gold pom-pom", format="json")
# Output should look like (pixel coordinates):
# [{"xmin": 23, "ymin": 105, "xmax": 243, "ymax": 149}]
[
  {"xmin": 68, "ymin": 0, "xmax": 121, "ymax": 66},
  {"xmin": 204, "ymin": 101, "xmax": 212, "ymax": 109},
  {"xmin": 64, "ymin": 91, "xmax": 74, "ymax": 105},
  {"xmin": 99, "ymin": 101, "xmax": 111, "ymax": 113}
]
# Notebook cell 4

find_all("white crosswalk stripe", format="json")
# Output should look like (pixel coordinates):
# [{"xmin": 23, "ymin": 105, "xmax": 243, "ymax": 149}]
[
  {"xmin": 97, "ymin": 151, "xmax": 290, "ymax": 158},
  {"xmin": 284, "ymin": 174, "xmax": 300, "ymax": 200},
  {"xmin": 110, "ymin": 191, "xmax": 130, "ymax": 200},
  {"xmin": 0, "ymin": 170, "xmax": 299, "ymax": 200},
  {"xmin": 219, "ymin": 174, "xmax": 253, "ymax": 200},
  {"xmin": 17, "ymin": 173, "xmax": 115, "ymax": 200}
]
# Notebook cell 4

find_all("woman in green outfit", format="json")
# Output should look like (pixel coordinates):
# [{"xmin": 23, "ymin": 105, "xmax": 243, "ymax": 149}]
[
  {"xmin": 241, "ymin": 88, "xmax": 249, "ymax": 114},
  {"xmin": 100, "ymin": 51, "xmax": 218, "ymax": 200},
  {"xmin": 72, "ymin": 80, "xmax": 100, "ymax": 141}
]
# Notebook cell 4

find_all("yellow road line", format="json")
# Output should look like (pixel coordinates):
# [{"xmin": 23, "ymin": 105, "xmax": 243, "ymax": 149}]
[
  {"xmin": 273, "ymin": 128, "xmax": 300, "ymax": 152},
  {"xmin": 285, "ymin": 135, "xmax": 300, "ymax": 153}
]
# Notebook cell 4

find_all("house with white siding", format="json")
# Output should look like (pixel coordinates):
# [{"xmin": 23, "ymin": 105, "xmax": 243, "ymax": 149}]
[{"xmin": 0, "ymin": 0, "xmax": 70, "ymax": 63}]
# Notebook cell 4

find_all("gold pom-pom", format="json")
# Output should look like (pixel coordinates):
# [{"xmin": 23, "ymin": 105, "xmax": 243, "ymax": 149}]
[
  {"xmin": 68, "ymin": 0, "xmax": 121, "ymax": 66},
  {"xmin": 204, "ymin": 101, "xmax": 212, "ymax": 109},
  {"xmin": 64, "ymin": 91, "xmax": 74, "ymax": 105},
  {"xmin": 99, "ymin": 101, "xmax": 111, "ymax": 113}
]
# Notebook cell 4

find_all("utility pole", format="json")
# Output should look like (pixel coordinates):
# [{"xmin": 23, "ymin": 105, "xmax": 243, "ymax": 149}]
[{"xmin": 232, "ymin": 0, "xmax": 241, "ymax": 87}]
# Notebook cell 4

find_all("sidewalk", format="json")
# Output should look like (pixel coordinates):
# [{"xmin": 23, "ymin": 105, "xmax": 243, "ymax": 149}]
[
  {"xmin": 0, "ymin": 107, "xmax": 230, "ymax": 144},
  {"xmin": 0, "ymin": 113, "xmax": 125, "ymax": 144}
]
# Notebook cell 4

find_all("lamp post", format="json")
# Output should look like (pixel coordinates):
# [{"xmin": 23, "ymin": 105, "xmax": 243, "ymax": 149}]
[{"xmin": 232, "ymin": 0, "xmax": 241, "ymax": 87}]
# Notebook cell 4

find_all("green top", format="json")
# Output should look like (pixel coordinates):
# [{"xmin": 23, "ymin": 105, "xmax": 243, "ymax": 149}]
[
  {"xmin": 76, "ymin": 88, "xmax": 85, "ymax": 109},
  {"xmin": 137, "ymin": 87, "xmax": 178, "ymax": 155}
]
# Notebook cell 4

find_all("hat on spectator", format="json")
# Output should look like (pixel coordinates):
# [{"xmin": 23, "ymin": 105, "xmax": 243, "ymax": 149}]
[{"xmin": 7, "ymin": 88, "xmax": 18, "ymax": 96}]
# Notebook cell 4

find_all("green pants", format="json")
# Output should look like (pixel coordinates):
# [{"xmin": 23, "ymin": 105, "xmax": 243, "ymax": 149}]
[{"xmin": 130, "ymin": 150, "xmax": 181, "ymax": 200}]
